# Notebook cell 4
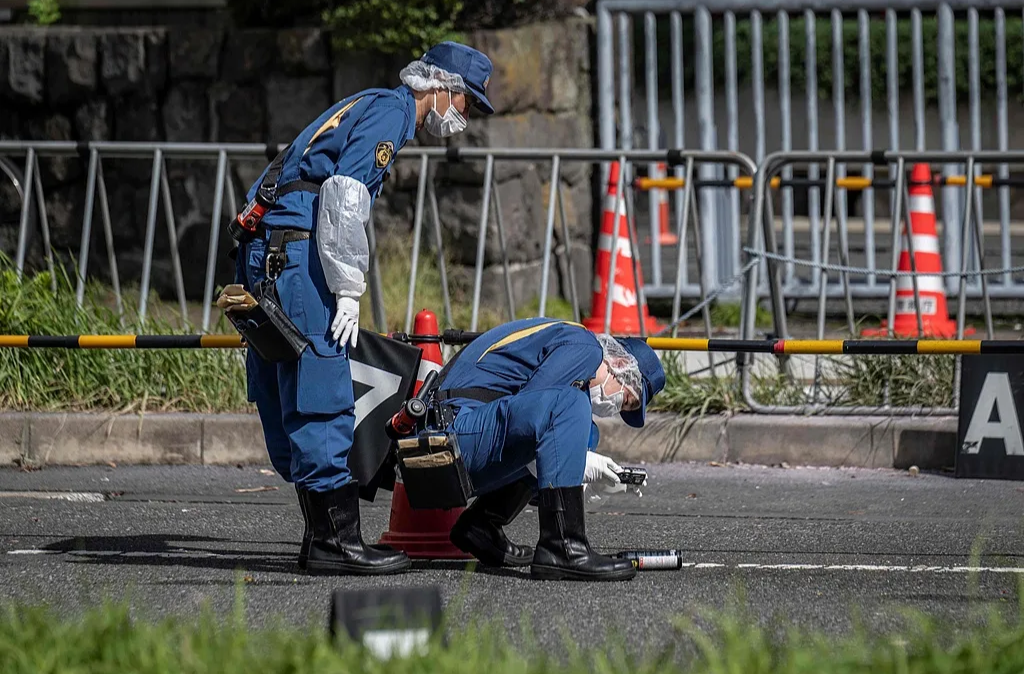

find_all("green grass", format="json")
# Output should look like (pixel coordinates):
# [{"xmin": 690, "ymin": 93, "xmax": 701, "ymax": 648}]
[
  {"xmin": 0, "ymin": 246, "xmax": 961, "ymax": 416},
  {"xmin": 1, "ymin": 581, "xmax": 1023, "ymax": 674},
  {"xmin": 0, "ymin": 253, "xmax": 252, "ymax": 414}
]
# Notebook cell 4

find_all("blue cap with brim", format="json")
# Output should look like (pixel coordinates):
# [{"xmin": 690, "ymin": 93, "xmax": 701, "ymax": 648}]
[
  {"xmin": 615, "ymin": 338, "xmax": 666, "ymax": 428},
  {"xmin": 420, "ymin": 41, "xmax": 495, "ymax": 115}
]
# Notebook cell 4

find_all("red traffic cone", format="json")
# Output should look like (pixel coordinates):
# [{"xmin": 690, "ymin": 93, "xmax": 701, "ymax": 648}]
[
  {"xmin": 378, "ymin": 309, "xmax": 472, "ymax": 559},
  {"xmin": 584, "ymin": 161, "xmax": 665, "ymax": 335},
  {"xmin": 645, "ymin": 162, "xmax": 678, "ymax": 246},
  {"xmin": 862, "ymin": 164, "xmax": 973, "ymax": 338}
]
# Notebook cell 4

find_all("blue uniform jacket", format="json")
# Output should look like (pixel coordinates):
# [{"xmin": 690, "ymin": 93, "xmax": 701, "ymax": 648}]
[
  {"xmin": 439, "ymin": 318, "xmax": 605, "ymax": 448},
  {"xmin": 245, "ymin": 85, "xmax": 418, "ymax": 230}
]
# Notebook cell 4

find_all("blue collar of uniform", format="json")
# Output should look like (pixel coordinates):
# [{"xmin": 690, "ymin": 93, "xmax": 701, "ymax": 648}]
[{"xmin": 398, "ymin": 86, "xmax": 418, "ymax": 141}]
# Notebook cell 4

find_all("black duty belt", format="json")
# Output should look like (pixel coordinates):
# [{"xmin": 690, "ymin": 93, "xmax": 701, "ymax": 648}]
[{"xmin": 434, "ymin": 387, "xmax": 508, "ymax": 404}]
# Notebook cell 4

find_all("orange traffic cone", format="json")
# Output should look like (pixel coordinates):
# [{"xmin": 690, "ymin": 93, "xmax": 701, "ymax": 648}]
[
  {"xmin": 378, "ymin": 309, "xmax": 473, "ymax": 559},
  {"xmin": 645, "ymin": 162, "xmax": 678, "ymax": 246},
  {"xmin": 862, "ymin": 163, "xmax": 973, "ymax": 338},
  {"xmin": 583, "ymin": 161, "xmax": 665, "ymax": 336}
]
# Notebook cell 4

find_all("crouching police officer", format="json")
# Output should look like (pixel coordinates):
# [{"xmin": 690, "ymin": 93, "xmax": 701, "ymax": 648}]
[
  {"xmin": 231, "ymin": 42, "xmax": 495, "ymax": 576},
  {"xmin": 422, "ymin": 318, "xmax": 666, "ymax": 581}
]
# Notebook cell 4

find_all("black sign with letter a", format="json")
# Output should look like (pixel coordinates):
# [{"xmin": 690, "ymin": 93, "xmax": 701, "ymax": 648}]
[
  {"xmin": 956, "ymin": 354, "xmax": 1024, "ymax": 480},
  {"xmin": 348, "ymin": 330, "xmax": 424, "ymax": 500}
]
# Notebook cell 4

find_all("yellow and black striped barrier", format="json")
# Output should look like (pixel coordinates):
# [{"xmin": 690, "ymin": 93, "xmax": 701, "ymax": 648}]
[
  {"xmin": 633, "ymin": 174, "xmax": 1024, "ymax": 192},
  {"xmin": 3, "ymin": 334, "xmax": 1024, "ymax": 355},
  {"xmin": 0, "ymin": 335, "xmax": 244, "ymax": 349}
]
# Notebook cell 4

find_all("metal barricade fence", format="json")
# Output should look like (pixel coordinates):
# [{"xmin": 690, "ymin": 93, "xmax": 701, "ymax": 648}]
[
  {"xmin": 0, "ymin": 140, "xmax": 756, "ymax": 369},
  {"xmin": 597, "ymin": 0, "xmax": 1024, "ymax": 306},
  {"xmin": 739, "ymin": 149, "xmax": 1024, "ymax": 417}
]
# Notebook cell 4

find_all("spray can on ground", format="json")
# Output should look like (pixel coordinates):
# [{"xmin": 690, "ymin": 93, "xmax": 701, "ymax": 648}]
[{"xmin": 614, "ymin": 549, "xmax": 683, "ymax": 571}]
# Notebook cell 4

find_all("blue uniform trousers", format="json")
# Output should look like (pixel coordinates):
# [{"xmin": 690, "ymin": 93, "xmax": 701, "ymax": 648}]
[
  {"xmin": 450, "ymin": 386, "xmax": 595, "ymax": 495},
  {"xmin": 235, "ymin": 234, "xmax": 356, "ymax": 493}
]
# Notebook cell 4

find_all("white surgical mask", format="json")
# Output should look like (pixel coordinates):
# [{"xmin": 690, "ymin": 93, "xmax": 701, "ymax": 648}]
[
  {"xmin": 424, "ymin": 90, "xmax": 467, "ymax": 138},
  {"xmin": 589, "ymin": 373, "xmax": 624, "ymax": 418}
]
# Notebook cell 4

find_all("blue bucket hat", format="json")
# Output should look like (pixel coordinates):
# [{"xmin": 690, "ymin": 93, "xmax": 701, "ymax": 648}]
[
  {"xmin": 614, "ymin": 338, "xmax": 666, "ymax": 428},
  {"xmin": 420, "ymin": 41, "xmax": 495, "ymax": 115}
]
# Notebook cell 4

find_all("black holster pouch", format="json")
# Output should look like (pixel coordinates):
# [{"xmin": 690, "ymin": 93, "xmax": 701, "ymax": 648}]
[
  {"xmin": 394, "ymin": 403, "xmax": 473, "ymax": 510},
  {"xmin": 227, "ymin": 229, "xmax": 311, "ymax": 364}
]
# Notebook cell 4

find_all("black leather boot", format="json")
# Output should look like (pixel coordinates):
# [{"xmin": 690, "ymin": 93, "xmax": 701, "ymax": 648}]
[
  {"xmin": 530, "ymin": 486, "xmax": 637, "ymax": 581},
  {"xmin": 305, "ymin": 481, "xmax": 411, "ymax": 575},
  {"xmin": 450, "ymin": 477, "xmax": 535, "ymax": 567},
  {"xmin": 296, "ymin": 485, "xmax": 312, "ymax": 570}
]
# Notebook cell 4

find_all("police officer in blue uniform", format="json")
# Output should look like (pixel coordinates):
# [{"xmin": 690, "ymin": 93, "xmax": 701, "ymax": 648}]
[
  {"xmin": 427, "ymin": 318, "xmax": 666, "ymax": 581},
  {"xmin": 233, "ymin": 42, "xmax": 495, "ymax": 576}
]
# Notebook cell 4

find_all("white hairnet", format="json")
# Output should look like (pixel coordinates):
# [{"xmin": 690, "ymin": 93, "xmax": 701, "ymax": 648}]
[
  {"xmin": 399, "ymin": 59, "xmax": 469, "ymax": 93},
  {"xmin": 594, "ymin": 333, "xmax": 643, "ymax": 396}
]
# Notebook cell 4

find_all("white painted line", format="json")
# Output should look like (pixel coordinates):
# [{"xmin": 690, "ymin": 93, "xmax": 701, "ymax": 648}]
[
  {"xmin": 6, "ymin": 549, "xmax": 59, "ymax": 555},
  {"xmin": 0, "ymin": 491, "xmax": 106, "ymax": 503},
  {"xmin": 709, "ymin": 562, "xmax": 1024, "ymax": 574}
]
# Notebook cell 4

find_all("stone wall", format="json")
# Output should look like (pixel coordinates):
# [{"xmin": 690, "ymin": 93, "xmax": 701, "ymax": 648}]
[{"xmin": 0, "ymin": 18, "xmax": 595, "ymax": 312}]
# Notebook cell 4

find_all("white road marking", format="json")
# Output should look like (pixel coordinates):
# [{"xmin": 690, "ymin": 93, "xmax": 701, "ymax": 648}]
[
  {"xmin": 6, "ymin": 550, "xmax": 59, "ymax": 555},
  {"xmin": 0, "ymin": 491, "xmax": 106, "ymax": 502}
]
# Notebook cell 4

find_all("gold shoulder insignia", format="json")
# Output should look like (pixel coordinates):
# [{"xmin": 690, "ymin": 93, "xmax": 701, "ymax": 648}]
[{"xmin": 375, "ymin": 141, "xmax": 394, "ymax": 169}]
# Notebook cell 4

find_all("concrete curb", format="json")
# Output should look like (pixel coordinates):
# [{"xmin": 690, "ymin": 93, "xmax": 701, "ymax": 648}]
[{"xmin": 0, "ymin": 411, "xmax": 959, "ymax": 471}]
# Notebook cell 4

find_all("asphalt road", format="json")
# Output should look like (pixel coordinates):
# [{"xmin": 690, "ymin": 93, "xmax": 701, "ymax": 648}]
[{"xmin": 2, "ymin": 463, "xmax": 1023, "ymax": 655}]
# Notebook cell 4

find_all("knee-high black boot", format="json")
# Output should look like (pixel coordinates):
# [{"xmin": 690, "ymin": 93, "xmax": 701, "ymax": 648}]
[
  {"xmin": 450, "ymin": 477, "xmax": 535, "ymax": 567},
  {"xmin": 530, "ymin": 485, "xmax": 637, "ymax": 581},
  {"xmin": 304, "ymin": 481, "xmax": 411, "ymax": 575}
]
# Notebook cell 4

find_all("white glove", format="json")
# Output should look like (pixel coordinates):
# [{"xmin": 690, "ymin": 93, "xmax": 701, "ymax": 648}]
[
  {"xmin": 331, "ymin": 296, "xmax": 360, "ymax": 348},
  {"xmin": 583, "ymin": 451, "xmax": 622, "ymax": 486}
]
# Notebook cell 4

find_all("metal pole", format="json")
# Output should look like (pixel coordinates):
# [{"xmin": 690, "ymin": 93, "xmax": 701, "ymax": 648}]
[
  {"xmin": 470, "ymin": 155, "xmax": 494, "ymax": 332},
  {"xmin": 805, "ymin": 11, "xmax": 821, "ymax": 293},
  {"xmin": 604, "ymin": 155, "xmax": 628, "ymax": 334},
  {"xmin": 557, "ymin": 182, "xmax": 581, "ymax": 323},
  {"xmin": 695, "ymin": 6, "xmax": 719, "ymax": 292},
  {"xmin": 200, "ymin": 150, "xmax": 227, "ymax": 332},
  {"xmin": 14, "ymin": 147, "xmax": 36, "ymax": 280},
  {"xmin": 597, "ymin": 2, "xmax": 616, "ymax": 163},
  {"xmin": 859, "ymin": 9, "xmax": 875, "ymax": 288},
  {"xmin": 30, "ymin": 155, "xmax": 56, "ymax": 293},
  {"xmin": 885, "ymin": 158, "xmax": 907, "ymax": 335},
  {"xmin": 624, "ymin": 181, "xmax": 648, "ymax": 338},
  {"xmin": 404, "ymin": 153, "xmax": 430, "ymax": 334},
  {"xmin": 996, "ymin": 8, "xmax": 1011, "ymax": 288},
  {"xmin": 76, "ymin": 148, "xmax": 100, "ymax": 307},
  {"xmin": 937, "ymin": 3, "xmax": 961, "ymax": 294},
  {"xmin": 778, "ymin": 10, "xmax": 794, "ymax": 288},
  {"xmin": 645, "ymin": 11, "xmax": 662, "ymax": 287},
  {"xmin": 671, "ymin": 10, "xmax": 687, "ymax": 288},
  {"xmin": 138, "ymin": 149, "xmax": 164, "ymax": 322},
  {"xmin": 912, "ymin": 9, "xmax": 925, "ymax": 152},
  {"xmin": 427, "ymin": 179, "xmax": 454, "ymax": 330},
  {"xmin": 671, "ymin": 157, "xmax": 695, "ymax": 338},
  {"xmin": 490, "ymin": 175, "xmax": 515, "ymax": 322},
  {"xmin": 96, "ymin": 160, "xmax": 123, "ymax": 322},
  {"xmin": 539, "ymin": 155, "xmax": 562, "ymax": 317},
  {"xmin": 160, "ymin": 158, "xmax": 188, "ymax": 324}
]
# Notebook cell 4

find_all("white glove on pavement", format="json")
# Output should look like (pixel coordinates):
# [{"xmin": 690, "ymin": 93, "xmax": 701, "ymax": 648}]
[
  {"xmin": 583, "ymin": 451, "xmax": 622, "ymax": 486},
  {"xmin": 331, "ymin": 295, "xmax": 360, "ymax": 348}
]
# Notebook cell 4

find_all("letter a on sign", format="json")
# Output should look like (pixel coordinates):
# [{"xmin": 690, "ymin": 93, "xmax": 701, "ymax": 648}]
[{"xmin": 961, "ymin": 372, "xmax": 1024, "ymax": 456}]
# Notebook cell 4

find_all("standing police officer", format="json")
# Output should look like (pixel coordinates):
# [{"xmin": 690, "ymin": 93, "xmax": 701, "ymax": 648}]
[{"xmin": 233, "ymin": 42, "xmax": 495, "ymax": 576}]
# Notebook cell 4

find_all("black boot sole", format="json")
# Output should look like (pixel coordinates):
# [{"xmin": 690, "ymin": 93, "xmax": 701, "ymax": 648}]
[
  {"xmin": 305, "ymin": 556, "xmax": 412, "ymax": 576},
  {"xmin": 529, "ymin": 563, "xmax": 638, "ymax": 582},
  {"xmin": 451, "ymin": 526, "xmax": 533, "ymax": 567}
]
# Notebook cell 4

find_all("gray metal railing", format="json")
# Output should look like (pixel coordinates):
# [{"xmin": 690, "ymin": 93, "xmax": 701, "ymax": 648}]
[
  {"xmin": 739, "ymin": 149, "xmax": 1024, "ymax": 416},
  {"xmin": 0, "ymin": 141, "xmax": 752, "ymax": 367},
  {"xmin": 597, "ymin": 0, "xmax": 1024, "ymax": 306}
]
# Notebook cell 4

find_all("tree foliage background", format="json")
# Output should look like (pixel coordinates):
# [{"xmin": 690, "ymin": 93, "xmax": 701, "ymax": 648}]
[{"xmin": 226, "ymin": 0, "xmax": 590, "ymax": 56}]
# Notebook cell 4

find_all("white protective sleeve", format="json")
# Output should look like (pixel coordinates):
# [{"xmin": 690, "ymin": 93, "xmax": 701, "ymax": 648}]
[{"xmin": 316, "ymin": 174, "xmax": 371, "ymax": 298}]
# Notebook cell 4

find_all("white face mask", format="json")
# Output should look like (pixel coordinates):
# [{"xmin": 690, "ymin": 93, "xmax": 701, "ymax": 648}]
[
  {"xmin": 424, "ymin": 90, "xmax": 468, "ymax": 138},
  {"xmin": 589, "ymin": 373, "xmax": 624, "ymax": 418}
]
